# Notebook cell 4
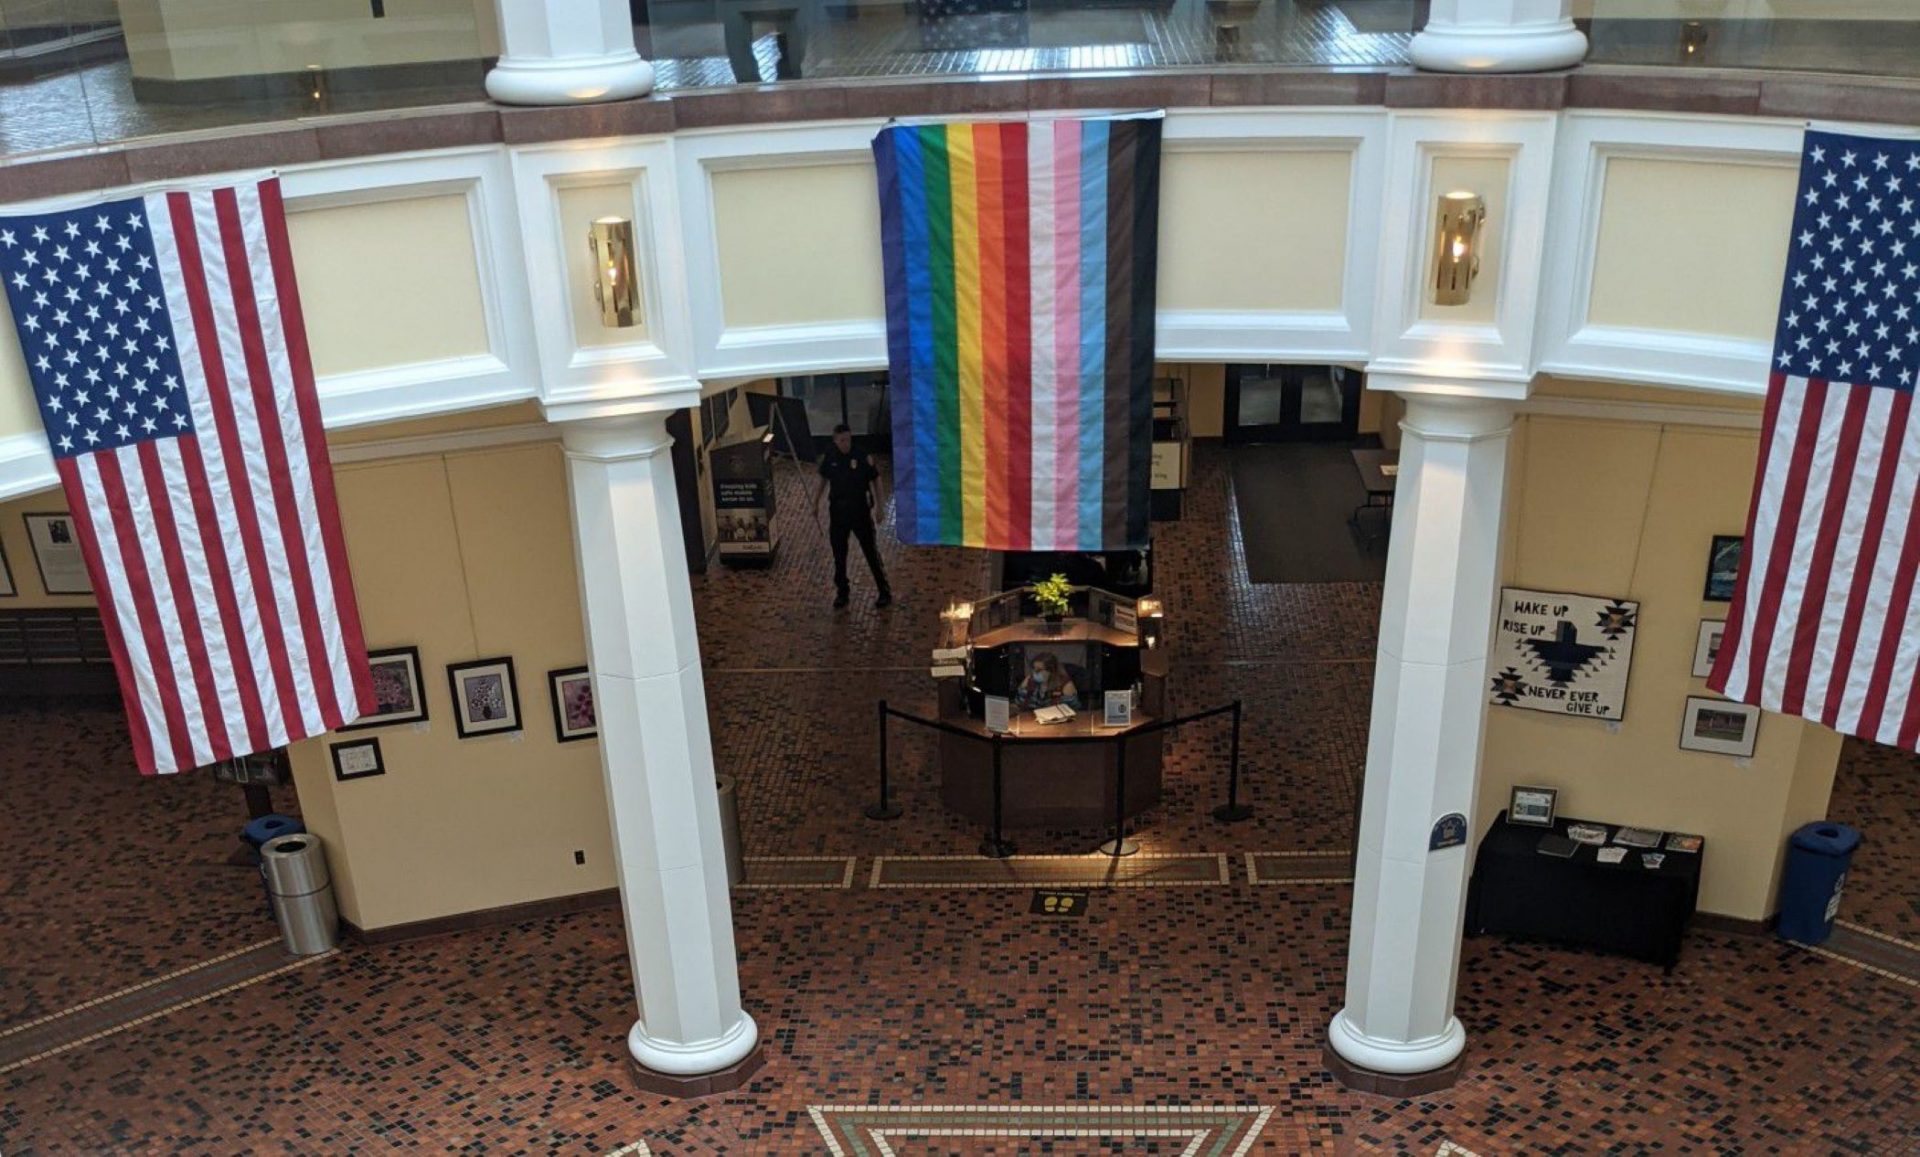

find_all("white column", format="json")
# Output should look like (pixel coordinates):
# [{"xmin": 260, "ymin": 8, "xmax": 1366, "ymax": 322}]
[
  {"xmin": 487, "ymin": 0, "xmax": 654, "ymax": 105},
  {"xmin": 1329, "ymin": 394, "xmax": 1512, "ymax": 1082},
  {"xmin": 562, "ymin": 412, "xmax": 759, "ymax": 1082},
  {"xmin": 1411, "ymin": 0, "xmax": 1587, "ymax": 73}
]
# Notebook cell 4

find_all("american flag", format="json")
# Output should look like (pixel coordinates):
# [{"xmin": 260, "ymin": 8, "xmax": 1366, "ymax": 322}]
[
  {"xmin": 1709, "ymin": 130, "xmax": 1920, "ymax": 751},
  {"xmin": 0, "ymin": 178, "xmax": 373, "ymax": 775}
]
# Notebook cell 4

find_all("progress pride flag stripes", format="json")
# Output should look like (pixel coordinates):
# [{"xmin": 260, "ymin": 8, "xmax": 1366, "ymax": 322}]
[
  {"xmin": 874, "ymin": 116, "xmax": 1160, "ymax": 551},
  {"xmin": 0, "ymin": 178, "xmax": 374, "ymax": 775},
  {"xmin": 1709, "ymin": 130, "xmax": 1920, "ymax": 751}
]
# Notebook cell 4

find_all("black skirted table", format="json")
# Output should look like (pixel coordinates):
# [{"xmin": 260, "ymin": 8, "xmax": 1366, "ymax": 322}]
[{"xmin": 1465, "ymin": 812, "xmax": 1705, "ymax": 971}]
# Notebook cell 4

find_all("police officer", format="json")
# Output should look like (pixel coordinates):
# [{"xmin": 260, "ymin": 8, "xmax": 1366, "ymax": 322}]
[{"xmin": 813, "ymin": 424, "xmax": 892, "ymax": 609}]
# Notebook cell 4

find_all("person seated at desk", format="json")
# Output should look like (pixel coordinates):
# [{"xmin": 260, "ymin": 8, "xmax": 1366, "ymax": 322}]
[{"xmin": 1014, "ymin": 652, "xmax": 1080, "ymax": 711}]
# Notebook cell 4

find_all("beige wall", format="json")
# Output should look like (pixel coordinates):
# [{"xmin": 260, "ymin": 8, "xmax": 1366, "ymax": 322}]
[
  {"xmin": 118, "ymin": 0, "xmax": 499, "ymax": 81},
  {"xmin": 1480, "ymin": 409, "xmax": 1841, "ymax": 920},
  {"xmin": 0, "ymin": 485, "xmax": 93, "ymax": 607},
  {"xmin": 1158, "ymin": 149, "xmax": 1350, "ymax": 314},
  {"xmin": 286, "ymin": 194, "xmax": 492, "ymax": 379},
  {"xmin": 1588, "ymin": 157, "xmax": 1796, "ymax": 340},
  {"xmin": 0, "ymin": 297, "xmax": 40, "ymax": 443},
  {"xmin": 711, "ymin": 163, "xmax": 884, "ymax": 330},
  {"xmin": 287, "ymin": 439, "xmax": 614, "ymax": 932}
]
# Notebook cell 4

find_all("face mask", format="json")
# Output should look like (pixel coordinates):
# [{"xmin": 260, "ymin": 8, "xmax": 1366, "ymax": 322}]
[{"xmin": 1033, "ymin": 671, "xmax": 1048, "ymax": 685}]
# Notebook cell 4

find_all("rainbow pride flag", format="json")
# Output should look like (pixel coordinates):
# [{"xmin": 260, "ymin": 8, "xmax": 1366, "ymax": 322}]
[{"xmin": 874, "ymin": 116, "xmax": 1162, "ymax": 551}]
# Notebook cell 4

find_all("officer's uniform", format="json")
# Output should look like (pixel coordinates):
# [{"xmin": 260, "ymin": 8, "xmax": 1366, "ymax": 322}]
[{"xmin": 818, "ymin": 444, "xmax": 890, "ymax": 603}]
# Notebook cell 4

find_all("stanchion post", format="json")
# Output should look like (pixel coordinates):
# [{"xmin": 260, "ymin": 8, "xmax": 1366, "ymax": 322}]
[
  {"xmin": 980, "ymin": 737, "xmax": 1015, "ymax": 858},
  {"xmin": 866, "ymin": 699, "xmax": 902, "ymax": 821},
  {"xmin": 1213, "ymin": 698, "xmax": 1253, "ymax": 823},
  {"xmin": 1101, "ymin": 738, "xmax": 1138, "ymax": 857}
]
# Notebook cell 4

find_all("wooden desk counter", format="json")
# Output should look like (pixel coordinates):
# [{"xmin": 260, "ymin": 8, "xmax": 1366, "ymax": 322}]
[{"xmin": 937, "ymin": 709, "xmax": 1163, "ymax": 830}]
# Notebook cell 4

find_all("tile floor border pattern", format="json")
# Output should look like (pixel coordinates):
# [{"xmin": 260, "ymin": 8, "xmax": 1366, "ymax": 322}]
[
  {"xmin": 1244, "ymin": 851, "xmax": 1354, "ymax": 885},
  {"xmin": 740, "ymin": 855, "xmax": 860, "ymax": 889},
  {"xmin": 602, "ymin": 1143, "xmax": 652, "ymax": 1157},
  {"xmin": 1807, "ymin": 921, "xmax": 1920, "ymax": 988},
  {"xmin": 0, "ymin": 946, "xmax": 337, "ymax": 1077},
  {"xmin": 0, "ymin": 935, "xmax": 281, "ymax": 1041},
  {"xmin": 867, "ymin": 852, "xmax": 1232, "ymax": 889},
  {"xmin": 807, "ymin": 1104, "xmax": 1276, "ymax": 1157}
]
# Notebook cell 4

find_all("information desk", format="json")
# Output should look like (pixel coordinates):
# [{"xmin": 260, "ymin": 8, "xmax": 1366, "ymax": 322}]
[
  {"xmin": 937, "ymin": 710, "xmax": 1163, "ymax": 829},
  {"xmin": 932, "ymin": 585, "xmax": 1168, "ymax": 830},
  {"xmin": 1465, "ymin": 812, "xmax": 1705, "ymax": 970}
]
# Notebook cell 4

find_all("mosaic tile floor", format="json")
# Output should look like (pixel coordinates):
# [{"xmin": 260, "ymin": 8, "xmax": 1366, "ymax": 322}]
[
  {"xmin": 1827, "ymin": 737, "xmax": 1920, "ymax": 944},
  {"xmin": 3, "ymin": 442, "xmax": 1919, "ymax": 1152}
]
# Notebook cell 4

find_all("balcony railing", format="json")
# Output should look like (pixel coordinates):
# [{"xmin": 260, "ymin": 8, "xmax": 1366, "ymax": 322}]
[{"xmin": 0, "ymin": 2, "xmax": 1918, "ymax": 161}]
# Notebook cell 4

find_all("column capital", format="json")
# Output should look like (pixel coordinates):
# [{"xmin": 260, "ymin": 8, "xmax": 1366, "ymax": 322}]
[
  {"xmin": 1398, "ymin": 394, "xmax": 1516, "ymax": 443},
  {"xmin": 557, "ymin": 411, "xmax": 676, "ymax": 463},
  {"xmin": 1410, "ymin": 0, "xmax": 1587, "ymax": 73}
]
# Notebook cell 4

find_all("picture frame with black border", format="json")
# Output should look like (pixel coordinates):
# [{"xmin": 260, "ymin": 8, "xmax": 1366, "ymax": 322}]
[
  {"xmin": 1703, "ymin": 535, "xmax": 1744, "ymax": 602},
  {"xmin": 548, "ymin": 665, "xmax": 597, "ymax": 743},
  {"xmin": 1507, "ymin": 785, "xmax": 1559, "ymax": 827},
  {"xmin": 0, "ymin": 535, "xmax": 13, "ymax": 597},
  {"xmin": 1692, "ymin": 620, "xmax": 1726, "ymax": 679},
  {"xmin": 446, "ymin": 656, "xmax": 522, "ymax": 739},
  {"xmin": 22, "ymin": 512, "xmax": 91, "ymax": 595},
  {"xmin": 1680, "ymin": 695, "xmax": 1760, "ymax": 757},
  {"xmin": 330, "ymin": 737, "xmax": 385, "ymax": 781},
  {"xmin": 339, "ymin": 646, "xmax": 428, "ymax": 731}
]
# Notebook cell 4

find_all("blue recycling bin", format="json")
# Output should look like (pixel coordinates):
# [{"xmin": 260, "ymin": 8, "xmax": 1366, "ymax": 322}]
[
  {"xmin": 242, "ymin": 814, "xmax": 305, "ymax": 917},
  {"xmin": 1776, "ymin": 821, "xmax": 1861, "ymax": 944},
  {"xmin": 243, "ymin": 814, "xmax": 303, "ymax": 856}
]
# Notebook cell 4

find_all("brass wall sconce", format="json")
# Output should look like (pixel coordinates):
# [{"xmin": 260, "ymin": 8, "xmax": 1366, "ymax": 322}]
[
  {"xmin": 1432, "ymin": 190, "xmax": 1486, "ymax": 307},
  {"xmin": 588, "ymin": 216, "xmax": 640, "ymax": 328},
  {"xmin": 1680, "ymin": 20, "xmax": 1708, "ymax": 64}
]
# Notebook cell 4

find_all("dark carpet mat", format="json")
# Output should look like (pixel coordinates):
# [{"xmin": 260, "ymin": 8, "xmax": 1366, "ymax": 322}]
[{"xmin": 1230, "ymin": 444, "xmax": 1388, "ymax": 584}]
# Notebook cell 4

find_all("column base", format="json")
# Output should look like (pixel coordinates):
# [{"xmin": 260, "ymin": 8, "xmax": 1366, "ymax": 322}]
[
  {"xmin": 1410, "ymin": 23, "xmax": 1587, "ymax": 72},
  {"xmin": 1325, "ymin": 1008, "xmax": 1467, "ymax": 1084},
  {"xmin": 629, "ymin": 1044, "xmax": 765, "ymax": 1098},
  {"xmin": 626, "ymin": 1014, "xmax": 764, "ymax": 1097},
  {"xmin": 1323, "ymin": 1038, "xmax": 1466, "ymax": 1096},
  {"xmin": 485, "ymin": 52, "xmax": 655, "ymax": 105}
]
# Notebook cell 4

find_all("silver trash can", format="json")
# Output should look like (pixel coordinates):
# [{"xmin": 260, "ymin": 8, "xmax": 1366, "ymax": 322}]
[
  {"xmin": 716, "ymin": 777, "xmax": 744, "ymax": 887},
  {"xmin": 260, "ymin": 831, "xmax": 339, "ymax": 954}
]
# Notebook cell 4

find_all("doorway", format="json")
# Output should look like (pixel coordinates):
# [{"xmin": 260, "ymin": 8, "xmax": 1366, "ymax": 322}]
[
  {"xmin": 1224, "ymin": 364, "xmax": 1361, "ymax": 444},
  {"xmin": 779, "ymin": 373, "xmax": 890, "ymax": 454}
]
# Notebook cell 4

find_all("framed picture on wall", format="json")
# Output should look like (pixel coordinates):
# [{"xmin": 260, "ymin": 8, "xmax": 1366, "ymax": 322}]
[
  {"xmin": 1703, "ymin": 535, "xmax": 1743, "ymax": 602},
  {"xmin": 1692, "ymin": 621, "xmax": 1727, "ymax": 679},
  {"xmin": 548, "ymin": 666, "xmax": 597, "ymax": 742},
  {"xmin": 23, "ymin": 512, "xmax": 91, "ymax": 594},
  {"xmin": 330, "ymin": 737, "xmax": 385, "ymax": 781},
  {"xmin": 0, "ymin": 536, "xmax": 13, "ymax": 597},
  {"xmin": 340, "ymin": 646, "xmax": 428, "ymax": 731},
  {"xmin": 1680, "ymin": 696, "xmax": 1760, "ymax": 757},
  {"xmin": 447, "ymin": 656, "xmax": 522, "ymax": 739},
  {"xmin": 1507, "ymin": 785, "xmax": 1559, "ymax": 827}
]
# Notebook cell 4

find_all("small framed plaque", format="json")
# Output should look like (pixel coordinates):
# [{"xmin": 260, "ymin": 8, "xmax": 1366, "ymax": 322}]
[
  {"xmin": 983, "ymin": 694, "xmax": 1011, "ymax": 734},
  {"xmin": 1692, "ymin": 621, "xmax": 1726, "ymax": 679},
  {"xmin": 1103, "ymin": 689, "xmax": 1134, "ymax": 728},
  {"xmin": 1507, "ymin": 785, "xmax": 1558, "ymax": 828},
  {"xmin": 23, "ymin": 512, "xmax": 90, "ymax": 595},
  {"xmin": 1680, "ymin": 696, "xmax": 1759, "ymax": 757},
  {"xmin": 330, "ymin": 737, "xmax": 385, "ymax": 782}
]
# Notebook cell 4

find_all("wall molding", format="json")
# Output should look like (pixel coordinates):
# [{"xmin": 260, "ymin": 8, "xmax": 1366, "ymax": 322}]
[
  {"xmin": 0, "ymin": 431, "xmax": 54, "ymax": 500},
  {"xmin": 329, "ymin": 420, "xmax": 560, "ymax": 465},
  {"xmin": 1535, "ymin": 114, "xmax": 1803, "ymax": 394},
  {"xmin": 1369, "ymin": 111, "xmax": 1560, "ymax": 383},
  {"xmin": 282, "ymin": 146, "xmax": 544, "ymax": 432},
  {"xmin": 1520, "ymin": 394, "xmax": 1764, "ymax": 430}
]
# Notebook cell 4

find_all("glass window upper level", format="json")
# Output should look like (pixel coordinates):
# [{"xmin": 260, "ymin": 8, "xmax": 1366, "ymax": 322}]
[{"xmin": 0, "ymin": 1, "xmax": 1918, "ymax": 160}]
